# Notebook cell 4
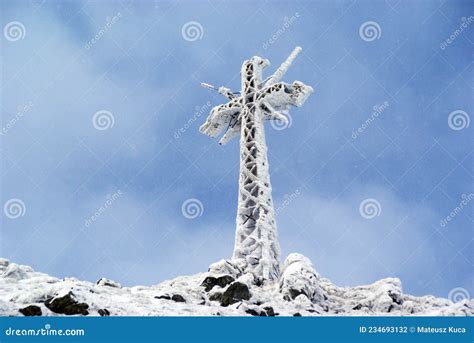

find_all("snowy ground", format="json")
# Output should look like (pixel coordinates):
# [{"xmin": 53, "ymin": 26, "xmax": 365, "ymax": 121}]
[{"xmin": 0, "ymin": 254, "xmax": 471, "ymax": 317}]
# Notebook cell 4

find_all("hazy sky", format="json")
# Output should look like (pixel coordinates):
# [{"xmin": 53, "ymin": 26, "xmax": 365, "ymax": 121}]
[{"xmin": 1, "ymin": 0, "xmax": 472, "ymax": 299}]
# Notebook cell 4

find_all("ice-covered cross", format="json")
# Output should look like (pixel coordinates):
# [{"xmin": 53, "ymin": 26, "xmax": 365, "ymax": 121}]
[{"xmin": 200, "ymin": 47, "xmax": 313, "ymax": 282}]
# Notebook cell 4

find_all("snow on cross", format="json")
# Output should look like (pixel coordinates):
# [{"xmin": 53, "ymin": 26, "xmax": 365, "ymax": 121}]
[{"xmin": 200, "ymin": 47, "xmax": 313, "ymax": 282}]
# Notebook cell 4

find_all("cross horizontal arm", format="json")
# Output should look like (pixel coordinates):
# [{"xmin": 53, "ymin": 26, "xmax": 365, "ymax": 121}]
[{"xmin": 201, "ymin": 82, "xmax": 238, "ymax": 100}]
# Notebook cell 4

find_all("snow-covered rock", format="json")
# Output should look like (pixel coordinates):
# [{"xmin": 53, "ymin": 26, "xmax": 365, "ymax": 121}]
[
  {"xmin": 2, "ymin": 263, "xmax": 34, "ymax": 280},
  {"xmin": 0, "ymin": 257, "xmax": 471, "ymax": 317},
  {"xmin": 279, "ymin": 253, "xmax": 325, "ymax": 303},
  {"xmin": 96, "ymin": 277, "xmax": 122, "ymax": 288},
  {"xmin": 208, "ymin": 259, "xmax": 245, "ymax": 278}
]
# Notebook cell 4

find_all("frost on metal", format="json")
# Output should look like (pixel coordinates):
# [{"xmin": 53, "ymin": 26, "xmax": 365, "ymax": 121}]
[{"xmin": 200, "ymin": 47, "xmax": 313, "ymax": 282}]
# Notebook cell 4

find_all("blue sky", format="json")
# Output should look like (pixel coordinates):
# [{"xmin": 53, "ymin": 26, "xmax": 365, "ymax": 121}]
[{"xmin": 1, "ymin": 0, "xmax": 472, "ymax": 299}]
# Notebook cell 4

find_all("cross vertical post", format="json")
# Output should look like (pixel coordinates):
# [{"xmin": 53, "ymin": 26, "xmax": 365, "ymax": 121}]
[{"xmin": 199, "ymin": 47, "xmax": 313, "ymax": 282}]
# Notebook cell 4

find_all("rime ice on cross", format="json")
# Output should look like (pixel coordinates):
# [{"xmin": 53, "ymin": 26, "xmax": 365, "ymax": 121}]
[{"xmin": 200, "ymin": 47, "xmax": 313, "ymax": 282}]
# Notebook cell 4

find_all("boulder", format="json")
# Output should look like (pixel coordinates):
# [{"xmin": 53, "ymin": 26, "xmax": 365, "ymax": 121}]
[
  {"xmin": 45, "ymin": 292, "xmax": 89, "ymax": 316},
  {"xmin": 279, "ymin": 253, "xmax": 325, "ymax": 303},
  {"xmin": 201, "ymin": 275, "xmax": 235, "ymax": 292},
  {"xmin": 245, "ymin": 308, "xmax": 266, "ymax": 316},
  {"xmin": 171, "ymin": 294, "xmax": 186, "ymax": 303},
  {"xmin": 221, "ymin": 282, "xmax": 251, "ymax": 307},
  {"xmin": 370, "ymin": 278, "xmax": 403, "ymax": 312},
  {"xmin": 19, "ymin": 305, "xmax": 42, "ymax": 316},
  {"xmin": 209, "ymin": 292, "xmax": 223, "ymax": 302},
  {"xmin": 98, "ymin": 309, "xmax": 110, "ymax": 316},
  {"xmin": 264, "ymin": 306, "xmax": 275, "ymax": 316}
]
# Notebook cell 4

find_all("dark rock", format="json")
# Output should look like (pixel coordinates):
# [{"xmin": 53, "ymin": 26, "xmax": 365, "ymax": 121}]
[
  {"xmin": 154, "ymin": 295, "xmax": 171, "ymax": 300},
  {"xmin": 201, "ymin": 277, "xmax": 217, "ymax": 292},
  {"xmin": 45, "ymin": 292, "xmax": 89, "ymax": 316},
  {"xmin": 19, "ymin": 305, "xmax": 42, "ymax": 316},
  {"xmin": 352, "ymin": 304, "xmax": 363, "ymax": 310},
  {"xmin": 221, "ymin": 282, "xmax": 251, "ymax": 307},
  {"xmin": 289, "ymin": 289, "xmax": 306, "ymax": 300},
  {"xmin": 201, "ymin": 275, "xmax": 235, "ymax": 292},
  {"xmin": 171, "ymin": 294, "xmax": 186, "ymax": 302},
  {"xmin": 245, "ymin": 308, "xmax": 267, "ymax": 316},
  {"xmin": 98, "ymin": 309, "xmax": 110, "ymax": 316},
  {"xmin": 388, "ymin": 290, "xmax": 403, "ymax": 305},
  {"xmin": 293, "ymin": 312, "xmax": 302, "ymax": 317},
  {"xmin": 209, "ymin": 292, "xmax": 223, "ymax": 302},
  {"xmin": 264, "ymin": 306, "xmax": 275, "ymax": 316}
]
